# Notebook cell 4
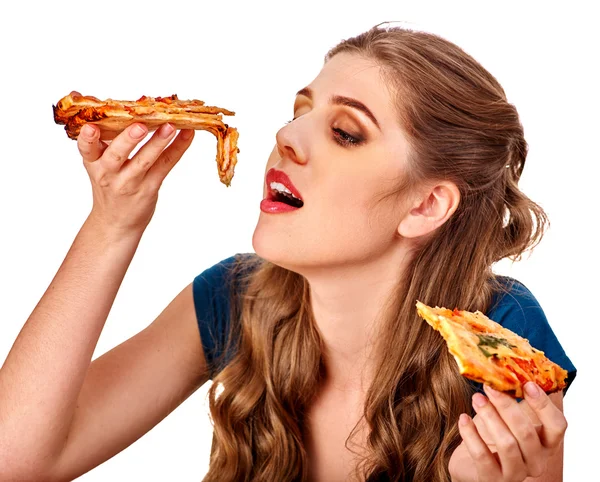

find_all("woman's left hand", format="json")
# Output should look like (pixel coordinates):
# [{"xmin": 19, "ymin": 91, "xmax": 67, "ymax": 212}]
[{"xmin": 448, "ymin": 382, "xmax": 568, "ymax": 482}]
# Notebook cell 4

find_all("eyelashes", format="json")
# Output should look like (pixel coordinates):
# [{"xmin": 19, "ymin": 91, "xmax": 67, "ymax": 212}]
[
  {"xmin": 284, "ymin": 118, "xmax": 364, "ymax": 148},
  {"xmin": 332, "ymin": 127, "xmax": 363, "ymax": 147}
]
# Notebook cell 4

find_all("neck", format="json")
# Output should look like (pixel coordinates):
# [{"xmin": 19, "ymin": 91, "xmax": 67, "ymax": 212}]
[{"xmin": 303, "ymin": 246, "xmax": 412, "ymax": 392}]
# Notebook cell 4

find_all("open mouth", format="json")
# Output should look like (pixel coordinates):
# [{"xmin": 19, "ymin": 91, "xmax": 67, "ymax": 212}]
[
  {"xmin": 264, "ymin": 168, "xmax": 304, "ymax": 209},
  {"xmin": 269, "ymin": 181, "xmax": 304, "ymax": 208}
]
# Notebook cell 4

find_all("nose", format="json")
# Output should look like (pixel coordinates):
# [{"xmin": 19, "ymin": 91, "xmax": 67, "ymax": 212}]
[{"xmin": 275, "ymin": 121, "xmax": 307, "ymax": 165}]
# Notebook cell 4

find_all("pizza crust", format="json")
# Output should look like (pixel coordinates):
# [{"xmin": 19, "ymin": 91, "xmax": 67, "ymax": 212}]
[
  {"xmin": 416, "ymin": 301, "xmax": 568, "ymax": 398},
  {"xmin": 53, "ymin": 92, "xmax": 239, "ymax": 186}
]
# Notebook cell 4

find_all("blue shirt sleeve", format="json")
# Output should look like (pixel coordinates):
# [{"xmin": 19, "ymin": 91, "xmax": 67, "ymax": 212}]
[
  {"xmin": 192, "ymin": 255, "xmax": 238, "ymax": 379},
  {"xmin": 484, "ymin": 277, "xmax": 577, "ymax": 395}
]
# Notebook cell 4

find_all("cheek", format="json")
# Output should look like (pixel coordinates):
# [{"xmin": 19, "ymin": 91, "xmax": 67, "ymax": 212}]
[
  {"xmin": 253, "ymin": 142, "xmax": 408, "ymax": 266},
  {"xmin": 313, "ymin": 175, "xmax": 400, "ymax": 245},
  {"xmin": 320, "ymin": 164, "xmax": 400, "ymax": 220}
]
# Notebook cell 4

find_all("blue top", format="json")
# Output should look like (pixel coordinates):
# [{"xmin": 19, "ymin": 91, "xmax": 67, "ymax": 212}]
[{"xmin": 192, "ymin": 255, "xmax": 577, "ymax": 395}]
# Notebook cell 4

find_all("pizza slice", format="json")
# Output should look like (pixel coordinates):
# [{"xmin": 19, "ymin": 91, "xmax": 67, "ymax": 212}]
[
  {"xmin": 415, "ymin": 301, "xmax": 568, "ymax": 398},
  {"xmin": 53, "ymin": 92, "xmax": 239, "ymax": 186}
]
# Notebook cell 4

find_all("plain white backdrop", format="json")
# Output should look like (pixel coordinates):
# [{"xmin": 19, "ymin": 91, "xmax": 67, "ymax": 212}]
[{"xmin": 0, "ymin": 1, "xmax": 597, "ymax": 480}]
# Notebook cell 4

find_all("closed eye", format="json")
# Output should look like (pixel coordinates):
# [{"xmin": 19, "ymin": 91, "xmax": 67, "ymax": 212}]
[
  {"xmin": 284, "ymin": 117, "xmax": 364, "ymax": 147},
  {"xmin": 332, "ymin": 127, "xmax": 363, "ymax": 147}
]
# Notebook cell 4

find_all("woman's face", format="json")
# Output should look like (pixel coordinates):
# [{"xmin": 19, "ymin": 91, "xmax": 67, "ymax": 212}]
[{"xmin": 252, "ymin": 52, "xmax": 412, "ymax": 272}]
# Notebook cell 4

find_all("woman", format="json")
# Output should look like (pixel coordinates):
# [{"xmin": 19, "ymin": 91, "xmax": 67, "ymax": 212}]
[{"xmin": 0, "ymin": 26, "xmax": 576, "ymax": 481}]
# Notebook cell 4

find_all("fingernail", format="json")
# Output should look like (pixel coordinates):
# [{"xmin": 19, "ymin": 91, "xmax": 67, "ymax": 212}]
[
  {"xmin": 459, "ymin": 414, "xmax": 471, "ymax": 427},
  {"xmin": 159, "ymin": 123, "xmax": 175, "ymax": 138},
  {"xmin": 82, "ymin": 124, "xmax": 96, "ymax": 138},
  {"xmin": 524, "ymin": 382, "xmax": 540, "ymax": 399},
  {"xmin": 472, "ymin": 393, "xmax": 488, "ymax": 408},
  {"xmin": 130, "ymin": 124, "xmax": 147, "ymax": 139},
  {"xmin": 181, "ymin": 129, "xmax": 194, "ymax": 140}
]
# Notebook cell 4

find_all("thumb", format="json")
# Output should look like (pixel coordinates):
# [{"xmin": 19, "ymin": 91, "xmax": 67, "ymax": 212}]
[{"xmin": 78, "ymin": 124, "xmax": 107, "ymax": 163}]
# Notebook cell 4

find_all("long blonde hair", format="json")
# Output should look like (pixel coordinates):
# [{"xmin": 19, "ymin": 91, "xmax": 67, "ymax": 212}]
[{"xmin": 203, "ymin": 26, "xmax": 547, "ymax": 481}]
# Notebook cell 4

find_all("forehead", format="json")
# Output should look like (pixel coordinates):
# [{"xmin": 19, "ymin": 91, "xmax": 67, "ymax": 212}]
[{"xmin": 307, "ymin": 52, "xmax": 399, "ymax": 128}]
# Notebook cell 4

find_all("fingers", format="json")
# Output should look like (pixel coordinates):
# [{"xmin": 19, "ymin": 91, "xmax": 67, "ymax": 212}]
[
  {"xmin": 457, "ymin": 385, "xmax": 567, "ymax": 481},
  {"xmin": 77, "ymin": 124, "xmax": 107, "ymax": 163},
  {"xmin": 472, "ymin": 390, "xmax": 528, "ymax": 481},
  {"xmin": 123, "ymin": 123, "xmax": 178, "ymax": 179},
  {"xmin": 483, "ymin": 385, "xmax": 545, "ymax": 478},
  {"xmin": 78, "ymin": 122, "xmax": 194, "ymax": 186},
  {"xmin": 457, "ymin": 413, "xmax": 502, "ymax": 482},
  {"xmin": 142, "ymin": 129, "xmax": 195, "ymax": 185},
  {"xmin": 522, "ymin": 382, "xmax": 568, "ymax": 448},
  {"xmin": 99, "ymin": 123, "xmax": 149, "ymax": 170}
]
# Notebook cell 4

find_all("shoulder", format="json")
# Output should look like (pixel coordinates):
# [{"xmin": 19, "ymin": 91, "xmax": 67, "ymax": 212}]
[
  {"xmin": 487, "ymin": 276, "xmax": 545, "ymax": 335},
  {"xmin": 192, "ymin": 253, "xmax": 260, "ymax": 378},
  {"xmin": 193, "ymin": 253, "xmax": 260, "ymax": 295},
  {"xmin": 487, "ymin": 276, "xmax": 577, "ymax": 394}
]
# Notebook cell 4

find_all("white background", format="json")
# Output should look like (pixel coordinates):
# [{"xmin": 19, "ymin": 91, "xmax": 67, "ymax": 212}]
[{"xmin": 0, "ymin": 1, "xmax": 597, "ymax": 480}]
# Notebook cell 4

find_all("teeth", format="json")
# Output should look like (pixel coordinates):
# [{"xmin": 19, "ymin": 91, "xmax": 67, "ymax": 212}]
[{"xmin": 270, "ymin": 181, "xmax": 300, "ymax": 199}]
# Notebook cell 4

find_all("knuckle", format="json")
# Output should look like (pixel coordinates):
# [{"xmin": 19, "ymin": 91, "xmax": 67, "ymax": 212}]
[
  {"xmin": 518, "ymin": 425, "xmax": 538, "ymax": 444},
  {"xmin": 104, "ymin": 150, "xmax": 126, "ymax": 165},
  {"xmin": 97, "ymin": 173, "xmax": 111, "ymax": 188},
  {"xmin": 556, "ymin": 416, "xmax": 568, "ymax": 434},
  {"xmin": 136, "ymin": 155, "xmax": 154, "ymax": 171},
  {"xmin": 78, "ymin": 142, "xmax": 95, "ymax": 158},
  {"xmin": 117, "ymin": 183, "xmax": 136, "ymax": 196},
  {"xmin": 496, "ymin": 435, "xmax": 518, "ymax": 454},
  {"xmin": 515, "ymin": 467, "xmax": 529, "ymax": 481},
  {"xmin": 160, "ymin": 152, "xmax": 175, "ymax": 166},
  {"xmin": 471, "ymin": 446, "xmax": 489, "ymax": 462},
  {"xmin": 505, "ymin": 465, "xmax": 528, "ymax": 482},
  {"xmin": 529, "ymin": 462, "xmax": 545, "ymax": 478}
]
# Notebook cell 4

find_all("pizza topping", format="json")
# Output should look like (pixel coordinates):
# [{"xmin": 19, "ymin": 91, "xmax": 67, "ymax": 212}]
[
  {"xmin": 476, "ymin": 334, "xmax": 516, "ymax": 350},
  {"xmin": 478, "ymin": 345, "xmax": 493, "ymax": 358}
]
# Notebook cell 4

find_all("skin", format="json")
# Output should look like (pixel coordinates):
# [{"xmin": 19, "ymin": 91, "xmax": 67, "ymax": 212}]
[
  {"xmin": 253, "ymin": 53, "xmax": 459, "ymax": 388},
  {"xmin": 0, "ymin": 123, "xmax": 207, "ymax": 481},
  {"xmin": 451, "ymin": 386, "xmax": 566, "ymax": 482},
  {"xmin": 253, "ymin": 52, "xmax": 568, "ymax": 481},
  {"xmin": 0, "ymin": 53, "xmax": 567, "ymax": 481}
]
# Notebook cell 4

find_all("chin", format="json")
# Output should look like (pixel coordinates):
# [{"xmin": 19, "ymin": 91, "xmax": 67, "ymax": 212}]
[
  {"xmin": 252, "ymin": 217, "xmax": 285, "ymax": 265},
  {"xmin": 251, "ymin": 217, "xmax": 306, "ymax": 273},
  {"xmin": 252, "ymin": 212, "xmax": 384, "ymax": 274}
]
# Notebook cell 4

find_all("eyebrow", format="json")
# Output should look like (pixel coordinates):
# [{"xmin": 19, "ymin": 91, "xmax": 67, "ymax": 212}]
[{"xmin": 296, "ymin": 87, "xmax": 381, "ymax": 130}]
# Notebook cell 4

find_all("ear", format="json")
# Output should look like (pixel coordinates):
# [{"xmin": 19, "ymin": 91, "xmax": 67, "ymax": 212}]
[{"xmin": 397, "ymin": 182, "xmax": 460, "ymax": 238}]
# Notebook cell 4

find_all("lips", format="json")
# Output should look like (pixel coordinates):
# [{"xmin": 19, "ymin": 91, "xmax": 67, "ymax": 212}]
[
  {"xmin": 266, "ymin": 168, "xmax": 303, "ymax": 200},
  {"xmin": 260, "ymin": 168, "xmax": 304, "ymax": 214}
]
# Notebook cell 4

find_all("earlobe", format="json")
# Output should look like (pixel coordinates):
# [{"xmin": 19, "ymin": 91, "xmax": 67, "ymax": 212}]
[{"xmin": 397, "ymin": 182, "xmax": 460, "ymax": 239}]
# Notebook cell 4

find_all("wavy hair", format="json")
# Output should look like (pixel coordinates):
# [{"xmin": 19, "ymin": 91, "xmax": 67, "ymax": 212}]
[{"xmin": 202, "ymin": 25, "xmax": 547, "ymax": 481}]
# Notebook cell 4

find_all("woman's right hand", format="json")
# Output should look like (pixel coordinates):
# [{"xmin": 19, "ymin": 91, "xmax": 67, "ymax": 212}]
[{"xmin": 78, "ymin": 122, "xmax": 195, "ymax": 237}]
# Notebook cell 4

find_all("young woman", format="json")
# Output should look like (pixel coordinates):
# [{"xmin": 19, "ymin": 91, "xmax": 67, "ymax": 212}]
[{"xmin": 0, "ymin": 26, "xmax": 576, "ymax": 482}]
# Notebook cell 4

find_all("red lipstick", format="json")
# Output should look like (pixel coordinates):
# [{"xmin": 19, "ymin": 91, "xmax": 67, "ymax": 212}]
[{"xmin": 260, "ymin": 168, "xmax": 304, "ymax": 214}]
